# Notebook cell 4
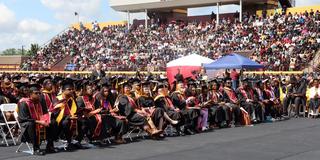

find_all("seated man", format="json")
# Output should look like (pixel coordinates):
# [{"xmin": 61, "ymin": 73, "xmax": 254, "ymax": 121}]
[
  {"xmin": 52, "ymin": 79, "xmax": 78, "ymax": 150},
  {"xmin": 283, "ymin": 76, "xmax": 307, "ymax": 117},
  {"xmin": 17, "ymin": 84, "xmax": 53, "ymax": 155},
  {"xmin": 237, "ymin": 79, "xmax": 263, "ymax": 123}
]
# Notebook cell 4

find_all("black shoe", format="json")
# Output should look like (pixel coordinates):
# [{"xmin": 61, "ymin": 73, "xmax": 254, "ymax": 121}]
[
  {"xmin": 184, "ymin": 129, "xmax": 195, "ymax": 135},
  {"xmin": 176, "ymin": 131, "xmax": 185, "ymax": 136},
  {"xmin": 33, "ymin": 149, "xmax": 45, "ymax": 156},
  {"xmin": 73, "ymin": 142, "xmax": 84, "ymax": 149},
  {"xmin": 45, "ymin": 146, "xmax": 57, "ymax": 153},
  {"xmin": 158, "ymin": 134, "xmax": 165, "ymax": 139},
  {"xmin": 65, "ymin": 143, "xmax": 76, "ymax": 151}
]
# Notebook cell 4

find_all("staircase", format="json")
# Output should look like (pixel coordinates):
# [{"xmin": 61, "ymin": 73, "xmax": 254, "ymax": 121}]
[
  {"xmin": 303, "ymin": 50, "xmax": 320, "ymax": 73},
  {"xmin": 50, "ymin": 55, "xmax": 73, "ymax": 71}
]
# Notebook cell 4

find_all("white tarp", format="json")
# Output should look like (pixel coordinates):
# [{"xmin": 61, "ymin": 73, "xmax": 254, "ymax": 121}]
[{"xmin": 166, "ymin": 53, "xmax": 214, "ymax": 67}]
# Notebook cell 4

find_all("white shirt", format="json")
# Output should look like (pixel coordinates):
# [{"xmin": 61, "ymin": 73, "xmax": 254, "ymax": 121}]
[{"xmin": 310, "ymin": 86, "xmax": 320, "ymax": 98}]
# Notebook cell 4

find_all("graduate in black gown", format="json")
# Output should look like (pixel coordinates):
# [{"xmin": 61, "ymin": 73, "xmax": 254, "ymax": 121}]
[
  {"xmin": 52, "ymin": 79, "xmax": 78, "ymax": 150},
  {"xmin": 17, "ymin": 84, "xmax": 54, "ymax": 155},
  {"xmin": 221, "ymin": 78, "xmax": 242, "ymax": 126},
  {"xmin": 171, "ymin": 79, "xmax": 199, "ymax": 135},
  {"xmin": 237, "ymin": 79, "xmax": 264, "ymax": 123},
  {"xmin": 206, "ymin": 80, "xmax": 230, "ymax": 128},
  {"xmin": 115, "ymin": 81, "xmax": 161, "ymax": 137},
  {"xmin": 136, "ymin": 80, "xmax": 168, "ymax": 138},
  {"xmin": 154, "ymin": 82, "xmax": 184, "ymax": 136},
  {"xmin": 39, "ymin": 76, "xmax": 57, "ymax": 113},
  {"xmin": 94, "ymin": 78, "xmax": 127, "ymax": 144}
]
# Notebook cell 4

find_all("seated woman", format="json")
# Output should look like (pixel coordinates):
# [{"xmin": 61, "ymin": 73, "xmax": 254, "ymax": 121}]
[
  {"xmin": 115, "ymin": 81, "xmax": 161, "ymax": 138},
  {"xmin": 207, "ymin": 80, "xmax": 230, "ymax": 128},
  {"xmin": 93, "ymin": 78, "xmax": 127, "ymax": 144}
]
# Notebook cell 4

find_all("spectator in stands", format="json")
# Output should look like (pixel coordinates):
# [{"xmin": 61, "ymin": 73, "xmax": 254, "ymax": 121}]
[{"xmin": 23, "ymin": 11, "xmax": 320, "ymax": 72}]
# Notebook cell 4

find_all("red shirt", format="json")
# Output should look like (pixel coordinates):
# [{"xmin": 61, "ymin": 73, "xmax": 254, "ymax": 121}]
[{"xmin": 230, "ymin": 70, "xmax": 239, "ymax": 80}]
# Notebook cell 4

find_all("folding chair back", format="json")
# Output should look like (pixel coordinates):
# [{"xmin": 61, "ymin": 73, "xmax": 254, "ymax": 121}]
[{"xmin": 0, "ymin": 103, "xmax": 19, "ymax": 146}]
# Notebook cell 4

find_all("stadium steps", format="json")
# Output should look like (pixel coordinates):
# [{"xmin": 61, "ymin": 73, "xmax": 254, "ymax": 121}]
[{"xmin": 50, "ymin": 55, "xmax": 72, "ymax": 71}]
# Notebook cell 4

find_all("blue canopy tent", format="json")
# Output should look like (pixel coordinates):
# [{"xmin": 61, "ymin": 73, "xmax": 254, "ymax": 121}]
[{"xmin": 204, "ymin": 53, "xmax": 264, "ymax": 69}]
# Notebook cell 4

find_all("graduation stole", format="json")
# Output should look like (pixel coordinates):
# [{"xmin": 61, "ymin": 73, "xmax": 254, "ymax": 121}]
[
  {"xmin": 210, "ymin": 91, "xmax": 219, "ymax": 103},
  {"xmin": 82, "ymin": 96, "xmax": 102, "ymax": 138},
  {"xmin": 55, "ymin": 95, "xmax": 77, "ymax": 125},
  {"xmin": 264, "ymin": 88, "xmax": 272, "ymax": 99},
  {"xmin": 239, "ymin": 87, "xmax": 254, "ymax": 100},
  {"xmin": 42, "ymin": 90, "xmax": 56, "ymax": 112},
  {"xmin": 20, "ymin": 98, "xmax": 43, "ymax": 121},
  {"xmin": 127, "ymin": 95, "xmax": 138, "ymax": 109},
  {"xmin": 223, "ymin": 87, "xmax": 238, "ymax": 103},
  {"xmin": 173, "ymin": 91, "xmax": 185, "ymax": 101},
  {"xmin": 19, "ymin": 98, "xmax": 45, "ymax": 143}
]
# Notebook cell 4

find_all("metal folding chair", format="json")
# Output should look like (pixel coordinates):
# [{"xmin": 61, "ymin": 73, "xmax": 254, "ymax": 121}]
[
  {"xmin": 0, "ymin": 103, "xmax": 19, "ymax": 146},
  {"xmin": 125, "ymin": 126, "xmax": 146, "ymax": 142}
]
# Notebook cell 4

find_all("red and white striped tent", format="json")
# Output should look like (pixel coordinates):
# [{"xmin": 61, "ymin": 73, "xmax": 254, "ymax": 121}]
[{"xmin": 166, "ymin": 54, "xmax": 214, "ymax": 85}]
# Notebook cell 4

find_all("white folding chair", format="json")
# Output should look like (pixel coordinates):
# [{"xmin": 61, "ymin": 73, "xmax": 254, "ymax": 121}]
[
  {"xmin": 0, "ymin": 103, "xmax": 19, "ymax": 146},
  {"xmin": 125, "ymin": 126, "xmax": 146, "ymax": 142}
]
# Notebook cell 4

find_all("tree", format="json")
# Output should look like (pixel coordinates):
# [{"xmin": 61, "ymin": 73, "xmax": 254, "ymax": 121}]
[
  {"xmin": 28, "ymin": 44, "xmax": 40, "ymax": 56},
  {"xmin": 0, "ymin": 48, "xmax": 23, "ymax": 55}
]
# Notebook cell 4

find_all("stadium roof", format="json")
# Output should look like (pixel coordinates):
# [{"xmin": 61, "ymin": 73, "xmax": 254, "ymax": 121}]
[{"xmin": 109, "ymin": 0, "xmax": 279, "ymax": 12}]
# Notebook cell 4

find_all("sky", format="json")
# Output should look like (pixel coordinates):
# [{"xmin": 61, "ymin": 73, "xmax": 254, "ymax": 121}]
[{"xmin": 0, "ymin": 0, "xmax": 319, "ymax": 51}]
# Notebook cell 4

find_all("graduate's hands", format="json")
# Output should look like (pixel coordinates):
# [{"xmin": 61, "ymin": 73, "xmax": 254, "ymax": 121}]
[{"xmin": 36, "ymin": 120, "xmax": 49, "ymax": 127}]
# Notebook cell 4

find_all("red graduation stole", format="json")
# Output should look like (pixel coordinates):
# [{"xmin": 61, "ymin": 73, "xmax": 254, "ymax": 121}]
[
  {"xmin": 19, "ymin": 98, "xmax": 49, "ymax": 143},
  {"xmin": 239, "ymin": 87, "xmax": 254, "ymax": 100},
  {"xmin": 82, "ymin": 96, "xmax": 102, "ymax": 138},
  {"xmin": 42, "ymin": 90, "xmax": 57, "ymax": 112},
  {"xmin": 165, "ymin": 97, "xmax": 175, "ymax": 110},
  {"xmin": 127, "ymin": 95, "xmax": 138, "ymax": 109},
  {"xmin": 210, "ymin": 91, "xmax": 219, "ymax": 103},
  {"xmin": 224, "ymin": 87, "xmax": 238, "ymax": 103}
]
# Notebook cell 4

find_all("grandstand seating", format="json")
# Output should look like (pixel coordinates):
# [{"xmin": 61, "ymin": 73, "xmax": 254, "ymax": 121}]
[{"xmin": 21, "ymin": 6, "xmax": 320, "ymax": 72}]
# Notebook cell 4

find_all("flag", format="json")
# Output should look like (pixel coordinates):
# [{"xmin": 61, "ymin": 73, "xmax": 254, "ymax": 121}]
[{"xmin": 75, "ymin": 12, "xmax": 78, "ymax": 16}]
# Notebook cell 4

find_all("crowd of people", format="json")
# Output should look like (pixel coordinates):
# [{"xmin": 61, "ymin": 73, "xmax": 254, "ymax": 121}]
[
  {"xmin": 20, "ymin": 10, "xmax": 320, "ymax": 72},
  {"xmin": 0, "ymin": 71, "xmax": 318, "ymax": 155}
]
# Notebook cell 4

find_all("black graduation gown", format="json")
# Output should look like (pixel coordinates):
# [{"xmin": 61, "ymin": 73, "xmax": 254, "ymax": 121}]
[
  {"xmin": 136, "ymin": 95, "xmax": 164, "ymax": 129},
  {"xmin": 117, "ymin": 95, "xmax": 147, "ymax": 126},
  {"xmin": 154, "ymin": 96, "xmax": 183, "ymax": 122},
  {"xmin": 17, "ymin": 101, "xmax": 55, "ymax": 149},
  {"xmin": 221, "ymin": 89, "xmax": 242, "ymax": 124},
  {"xmin": 237, "ymin": 88, "xmax": 263, "ymax": 121},
  {"xmin": 203, "ymin": 91, "xmax": 229, "ymax": 124},
  {"xmin": 17, "ymin": 101, "xmax": 37, "ymax": 145},
  {"xmin": 171, "ymin": 92, "xmax": 199, "ymax": 129},
  {"xmin": 94, "ymin": 94, "xmax": 127, "ymax": 137}
]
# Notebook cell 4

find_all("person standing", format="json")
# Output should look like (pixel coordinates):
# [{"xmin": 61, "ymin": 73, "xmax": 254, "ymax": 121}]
[{"xmin": 230, "ymin": 69, "xmax": 239, "ymax": 91}]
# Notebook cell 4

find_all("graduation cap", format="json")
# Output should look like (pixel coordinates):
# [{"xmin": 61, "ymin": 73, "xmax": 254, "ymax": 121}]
[
  {"xmin": 118, "ymin": 80, "xmax": 131, "ymax": 88},
  {"xmin": 61, "ymin": 78, "xmax": 75, "ymax": 90},
  {"xmin": 38, "ymin": 76, "xmax": 52, "ymax": 85},
  {"xmin": 100, "ymin": 77, "xmax": 111, "ymax": 87},
  {"xmin": 154, "ymin": 82, "xmax": 167, "ymax": 91},
  {"xmin": 224, "ymin": 77, "xmax": 232, "ymax": 82},
  {"xmin": 130, "ymin": 77, "xmax": 141, "ymax": 85},
  {"xmin": 29, "ymin": 83, "xmax": 41, "ymax": 92},
  {"xmin": 14, "ymin": 82, "xmax": 29, "ymax": 90},
  {"xmin": 141, "ymin": 80, "xmax": 150, "ymax": 87},
  {"xmin": 52, "ymin": 76, "xmax": 63, "ymax": 84},
  {"xmin": 12, "ymin": 75, "xmax": 21, "ymax": 82}
]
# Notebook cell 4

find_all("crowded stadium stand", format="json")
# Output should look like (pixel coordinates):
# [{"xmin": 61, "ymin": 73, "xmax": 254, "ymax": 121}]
[{"xmin": 16, "ymin": 0, "xmax": 319, "ymax": 73}]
